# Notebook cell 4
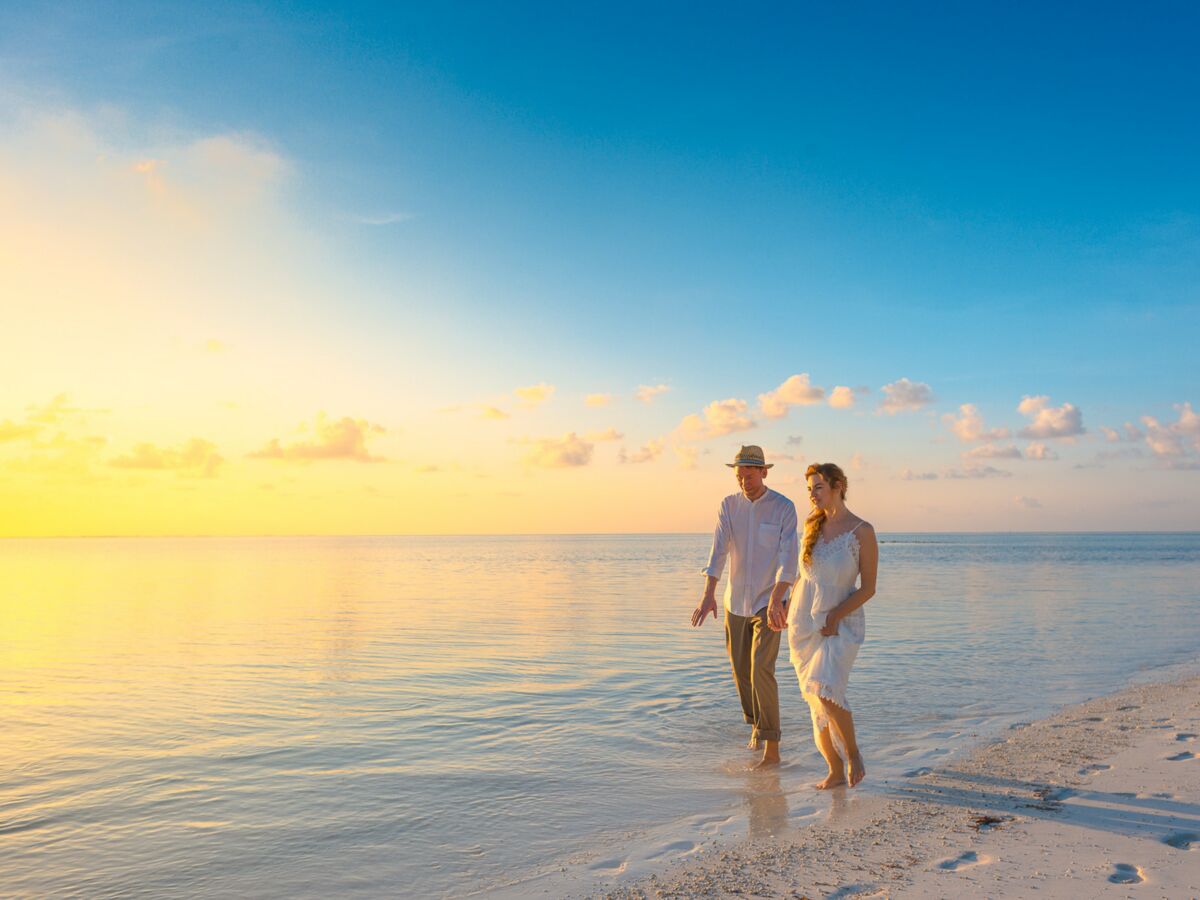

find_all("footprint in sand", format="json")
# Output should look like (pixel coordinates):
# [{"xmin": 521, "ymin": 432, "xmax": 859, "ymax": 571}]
[
  {"xmin": 1175, "ymin": 732, "xmax": 1197, "ymax": 742},
  {"xmin": 1107, "ymin": 863, "xmax": 1143, "ymax": 884},
  {"xmin": 1081, "ymin": 716, "xmax": 1105, "ymax": 723},
  {"xmin": 1163, "ymin": 832, "xmax": 1200, "ymax": 851},
  {"xmin": 903, "ymin": 766, "xmax": 933, "ymax": 777},
  {"xmin": 1116, "ymin": 705, "xmax": 1139, "ymax": 711},
  {"xmin": 1166, "ymin": 751, "xmax": 1196, "ymax": 762},
  {"xmin": 1078, "ymin": 763, "xmax": 1112, "ymax": 776},
  {"xmin": 936, "ymin": 850, "xmax": 990, "ymax": 871},
  {"xmin": 1043, "ymin": 787, "xmax": 1078, "ymax": 802},
  {"xmin": 644, "ymin": 840, "xmax": 697, "ymax": 861}
]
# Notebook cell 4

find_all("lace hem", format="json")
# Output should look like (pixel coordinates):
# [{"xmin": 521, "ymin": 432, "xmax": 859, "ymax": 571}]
[{"xmin": 801, "ymin": 679, "xmax": 848, "ymax": 711}]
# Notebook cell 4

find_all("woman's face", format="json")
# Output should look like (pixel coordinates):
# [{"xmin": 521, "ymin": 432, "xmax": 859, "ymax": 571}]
[{"xmin": 807, "ymin": 472, "xmax": 836, "ymax": 509}]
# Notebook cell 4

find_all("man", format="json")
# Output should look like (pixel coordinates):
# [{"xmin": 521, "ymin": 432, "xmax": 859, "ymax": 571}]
[{"xmin": 691, "ymin": 445, "xmax": 799, "ymax": 768}]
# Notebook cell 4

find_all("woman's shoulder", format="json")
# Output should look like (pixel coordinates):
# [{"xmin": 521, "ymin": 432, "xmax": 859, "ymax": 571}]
[{"xmin": 851, "ymin": 518, "xmax": 876, "ymax": 539}]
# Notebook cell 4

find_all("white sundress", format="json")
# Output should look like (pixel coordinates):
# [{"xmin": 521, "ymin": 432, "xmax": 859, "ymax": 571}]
[{"xmin": 787, "ymin": 522, "xmax": 867, "ymax": 738}]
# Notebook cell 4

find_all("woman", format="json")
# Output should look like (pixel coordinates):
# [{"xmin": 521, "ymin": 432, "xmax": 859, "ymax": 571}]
[{"xmin": 786, "ymin": 462, "xmax": 878, "ymax": 789}]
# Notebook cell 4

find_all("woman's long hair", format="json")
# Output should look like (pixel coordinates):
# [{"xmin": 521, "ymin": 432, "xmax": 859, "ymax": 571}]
[{"xmin": 801, "ymin": 462, "xmax": 849, "ymax": 565}]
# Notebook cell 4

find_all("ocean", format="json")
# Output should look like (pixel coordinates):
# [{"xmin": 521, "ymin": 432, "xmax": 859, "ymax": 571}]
[{"xmin": 2, "ymin": 533, "xmax": 1199, "ymax": 896}]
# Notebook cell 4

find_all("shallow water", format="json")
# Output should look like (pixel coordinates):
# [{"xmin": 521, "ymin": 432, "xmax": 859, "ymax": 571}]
[{"xmin": 1, "ymin": 533, "xmax": 1198, "ymax": 896}]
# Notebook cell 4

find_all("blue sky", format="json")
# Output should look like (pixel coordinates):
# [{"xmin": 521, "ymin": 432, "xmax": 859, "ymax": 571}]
[{"xmin": 2, "ymin": 2, "xmax": 1198, "ymax": 533}]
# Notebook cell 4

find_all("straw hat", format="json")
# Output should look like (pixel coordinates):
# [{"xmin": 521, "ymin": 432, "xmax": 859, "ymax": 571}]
[{"xmin": 725, "ymin": 445, "xmax": 773, "ymax": 468}]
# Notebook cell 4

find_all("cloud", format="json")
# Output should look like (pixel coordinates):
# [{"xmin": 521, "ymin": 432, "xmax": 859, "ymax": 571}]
[
  {"xmin": 849, "ymin": 453, "xmax": 865, "ymax": 470},
  {"xmin": 514, "ymin": 382, "xmax": 555, "ymax": 407},
  {"xmin": 674, "ymin": 444, "xmax": 700, "ymax": 470},
  {"xmin": 619, "ymin": 438, "xmax": 664, "ymax": 464},
  {"xmin": 585, "ymin": 393, "xmax": 612, "ymax": 408},
  {"xmin": 827, "ymin": 386, "xmax": 856, "ymax": 409},
  {"xmin": 585, "ymin": 428, "xmax": 623, "ymax": 442},
  {"xmin": 758, "ymin": 374, "xmax": 825, "ymax": 418},
  {"xmin": 204, "ymin": 338, "xmax": 225, "ymax": 354},
  {"xmin": 676, "ymin": 398, "xmax": 755, "ymax": 440},
  {"xmin": 110, "ymin": 437, "xmax": 223, "ymax": 477},
  {"xmin": 249, "ymin": 414, "xmax": 387, "ymax": 462},
  {"xmin": 636, "ymin": 384, "xmax": 671, "ymax": 404},
  {"xmin": 521, "ymin": 432, "xmax": 593, "ymax": 468},
  {"xmin": 479, "ymin": 406, "xmax": 510, "ymax": 420},
  {"xmin": 879, "ymin": 378, "xmax": 935, "ymax": 415},
  {"xmin": 943, "ymin": 465, "xmax": 1013, "ymax": 479},
  {"xmin": 1017, "ymin": 395, "xmax": 1085, "ymax": 439},
  {"xmin": 1024, "ymin": 442, "xmax": 1059, "ymax": 461},
  {"xmin": 943, "ymin": 403, "xmax": 1010, "ymax": 442},
  {"xmin": 0, "ymin": 420, "xmax": 40, "ymax": 442},
  {"xmin": 1101, "ymin": 423, "xmax": 1143, "ymax": 443},
  {"xmin": 786, "ymin": 435, "xmax": 804, "ymax": 446},
  {"xmin": 26, "ymin": 393, "xmax": 96, "ymax": 425},
  {"xmin": 964, "ymin": 444, "xmax": 1023, "ymax": 460},
  {"xmin": 1013, "ymin": 495, "xmax": 1042, "ymax": 509},
  {"xmin": 900, "ymin": 468, "xmax": 939, "ymax": 481}
]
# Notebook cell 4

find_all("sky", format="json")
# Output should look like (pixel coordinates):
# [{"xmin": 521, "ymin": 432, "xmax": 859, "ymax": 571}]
[{"xmin": 2, "ymin": 1, "xmax": 1198, "ymax": 536}]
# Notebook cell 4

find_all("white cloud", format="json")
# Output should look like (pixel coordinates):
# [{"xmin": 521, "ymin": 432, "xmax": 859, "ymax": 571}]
[
  {"xmin": 1101, "ymin": 422, "xmax": 1143, "ymax": 443},
  {"xmin": 943, "ymin": 403, "xmax": 1010, "ymax": 442},
  {"xmin": 900, "ymin": 468, "xmax": 938, "ymax": 481},
  {"xmin": 786, "ymin": 434, "xmax": 804, "ymax": 446},
  {"xmin": 879, "ymin": 378, "xmax": 935, "ymax": 415},
  {"xmin": 350, "ymin": 211, "xmax": 414, "ymax": 226},
  {"xmin": 1024, "ymin": 442, "xmax": 1059, "ymax": 461},
  {"xmin": 758, "ymin": 373, "xmax": 825, "ymax": 418},
  {"xmin": 828, "ymin": 386, "xmax": 856, "ymax": 409},
  {"xmin": 849, "ymin": 453, "xmax": 865, "ymax": 470},
  {"xmin": 673, "ymin": 444, "xmax": 700, "ymax": 470},
  {"xmin": 943, "ymin": 465, "xmax": 1013, "ymax": 479},
  {"xmin": 584, "ymin": 393, "xmax": 612, "ymax": 408},
  {"xmin": 111, "ymin": 437, "xmax": 223, "ymax": 477},
  {"xmin": 1013, "ymin": 495, "xmax": 1042, "ymax": 509},
  {"xmin": 636, "ymin": 384, "xmax": 670, "ymax": 404},
  {"xmin": 585, "ymin": 428, "xmax": 623, "ymax": 442},
  {"xmin": 619, "ymin": 438, "xmax": 664, "ymax": 464},
  {"xmin": 1017, "ymin": 395, "xmax": 1085, "ymax": 439},
  {"xmin": 249, "ymin": 414, "xmax": 387, "ymax": 462},
  {"xmin": 676, "ymin": 398, "xmax": 755, "ymax": 441},
  {"xmin": 521, "ymin": 432, "xmax": 593, "ymax": 468},
  {"xmin": 514, "ymin": 382, "xmax": 555, "ymax": 406},
  {"xmin": 964, "ymin": 444, "xmax": 1022, "ymax": 460}
]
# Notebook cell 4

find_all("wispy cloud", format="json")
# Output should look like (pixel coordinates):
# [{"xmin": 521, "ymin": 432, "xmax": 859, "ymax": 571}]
[
  {"xmin": 828, "ymin": 386, "xmax": 857, "ymax": 409},
  {"xmin": 636, "ymin": 384, "xmax": 670, "ymax": 404},
  {"xmin": 585, "ymin": 427, "xmax": 623, "ymax": 442},
  {"xmin": 1017, "ymin": 395, "xmax": 1085, "ymax": 439},
  {"xmin": 249, "ymin": 413, "xmax": 387, "ymax": 462},
  {"xmin": 514, "ymin": 382, "xmax": 555, "ymax": 407},
  {"xmin": 1013, "ymin": 495, "xmax": 1042, "ymax": 509},
  {"xmin": 349, "ymin": 211, "xmax": 415, "ymax": 226},
  {"xmin": 879, "ymin": 378, "xmax": 935, "ymax": 415},
  {"xmin": 520, "ymin": 432, "xmax": 593, "ymax": 468},
  {"xmin": 758, "ymin": 373, "xmax": 825, "ymax": 418},
  {"xmin": 943, "ymin": 465, "xmax": 1013, "ymax": 479},
  {"xmin": 111, "ymin": 437, "xmax": 223, "ymax": 477},
  {"xmin": 1024, "ymin": 442, "xmax": 1059, "ymax": 461},
  {"xmin": 585, "ymin": 393, "xmax": 612, "ymax": 407},
  {"xmin": 0, "ymin": 420, "xmax": 40, "ymax": 442},
  {"xmin": 964, "ymin": 444, "xmax": 1022, "ymax": 460},
  {"xmin": 619, "ymin": 438, "xmax": 664, "ymax": 464},
  {"xmin": 900, "ymin": 468, "xmax": 938, "ymax": 481}
]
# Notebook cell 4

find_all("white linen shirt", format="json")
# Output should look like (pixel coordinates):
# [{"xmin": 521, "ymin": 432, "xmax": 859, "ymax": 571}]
[{"xmin": 702, "ymin": 487, "xmax": 800, "ymax": 617}]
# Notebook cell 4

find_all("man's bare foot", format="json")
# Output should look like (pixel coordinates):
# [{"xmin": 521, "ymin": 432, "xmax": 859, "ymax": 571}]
[
  {"xmin": 847, "ymin": 752, "xmax": 866, "ymax": 787},
  {"xmin": 815, "ymin": 770, "xmax": 846, "ymax": 789},
  {"xmin": 752, "ymin": 739, "xmax": 780, "ymax": 769}
]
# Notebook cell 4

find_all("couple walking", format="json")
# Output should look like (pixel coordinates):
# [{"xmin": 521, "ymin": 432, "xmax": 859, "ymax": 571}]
[{"xmin": 690, "ymin": 445, "xmax": 878, "ymax": 788}]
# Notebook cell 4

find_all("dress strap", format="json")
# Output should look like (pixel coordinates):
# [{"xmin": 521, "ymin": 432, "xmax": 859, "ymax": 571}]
[{"xmin": 849, "ymin": 520, "xmax": 866, "ymax": 534}]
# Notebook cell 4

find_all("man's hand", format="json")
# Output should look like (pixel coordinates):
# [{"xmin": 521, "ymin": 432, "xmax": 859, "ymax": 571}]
[
  {"xmin": 767, "ymin": 598, "xmax": 787, "ymax": 631},
  {"xmin": 691, "ymin": 596, "xmax": 718, "ymax": 627}
]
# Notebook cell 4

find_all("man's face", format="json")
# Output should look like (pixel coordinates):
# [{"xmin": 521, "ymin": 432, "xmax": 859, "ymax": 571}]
[{"xmin": 735, "ymin": 465, "xmax": 767, "ymax": 498}]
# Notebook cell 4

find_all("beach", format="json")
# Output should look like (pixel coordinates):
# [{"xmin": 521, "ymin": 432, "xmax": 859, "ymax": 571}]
[{"xmin": 596, "ymin": 669, "xmax": 1200, "ymax": 898}]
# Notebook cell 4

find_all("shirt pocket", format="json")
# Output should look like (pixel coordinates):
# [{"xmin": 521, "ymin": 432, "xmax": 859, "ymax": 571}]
[{"xmin": 757, "ymin": 521, "xmax": 781, "ymax": 548}]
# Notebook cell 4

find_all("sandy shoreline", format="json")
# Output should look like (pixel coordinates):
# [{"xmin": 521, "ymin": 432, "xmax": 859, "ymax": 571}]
[{"xmin": 588, "ymin": 671, "xmax": 1200, "ymax": 899}]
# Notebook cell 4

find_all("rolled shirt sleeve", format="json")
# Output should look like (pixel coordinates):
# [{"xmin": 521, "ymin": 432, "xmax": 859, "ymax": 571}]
[
  {"xmin": 701, "ymin": 500, "xmax": 730, "ymax": 579},
  {"xmin": 776, "ymin": 500, "xmax": 799, "ymax": 586}
]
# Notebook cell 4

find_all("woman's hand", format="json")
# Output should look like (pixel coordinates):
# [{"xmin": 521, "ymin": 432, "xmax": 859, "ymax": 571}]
[{"xmin": 819, "ymin": 611, "xmax": 841, "ymax": 637}]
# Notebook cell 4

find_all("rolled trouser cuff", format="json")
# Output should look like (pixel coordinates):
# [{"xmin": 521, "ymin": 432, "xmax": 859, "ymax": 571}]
[{"xmin": 752, "ymin": 727, "xmax": 781, "ymax": 742}]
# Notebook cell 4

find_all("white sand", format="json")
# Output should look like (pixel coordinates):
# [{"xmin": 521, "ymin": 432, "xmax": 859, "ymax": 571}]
[{"xmin": 594, "ymin": 673, "xmax": 1200, "ymax": 899}]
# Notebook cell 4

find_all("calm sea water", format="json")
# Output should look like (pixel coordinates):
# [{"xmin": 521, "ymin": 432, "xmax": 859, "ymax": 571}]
[{"xmin": 2, "ymin": 533, "xmax": 1199, "ymax": 897}]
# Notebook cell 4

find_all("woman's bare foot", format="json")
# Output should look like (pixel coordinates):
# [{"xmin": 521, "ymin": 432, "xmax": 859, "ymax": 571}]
[
  {"xmin": 847, "ymin": 752, "xmax": 866, "ymax": 787},
  {"xmin": 815, "ymin": 770, "xmax": 846, "ymax": 789}
]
